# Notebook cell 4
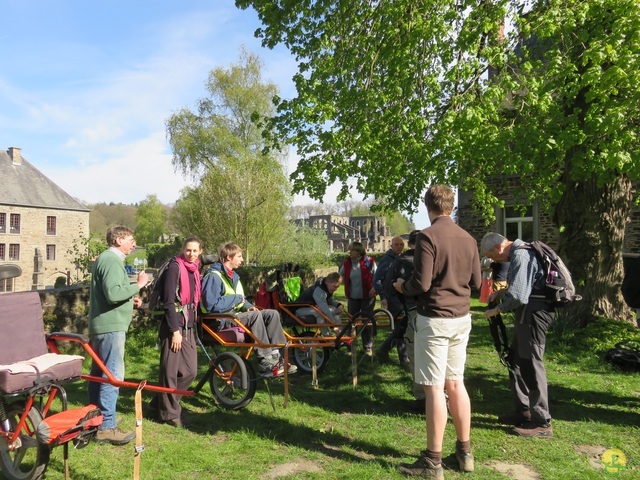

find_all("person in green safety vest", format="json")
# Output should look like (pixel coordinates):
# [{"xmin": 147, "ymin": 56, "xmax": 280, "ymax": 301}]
[{"xmin": 201, "ymin": 242, "xmax": 297, "ymax": 377}]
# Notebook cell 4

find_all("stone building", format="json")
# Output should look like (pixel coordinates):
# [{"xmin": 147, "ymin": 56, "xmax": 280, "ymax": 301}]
[
  {"xmin": 0, "ymin": 147, "xmax": 90, "ymax": 292},
  {"xmin": 457, "ymin": 175, "xmax": 640, "ymax": 255},
  {"xmin": 298, "ymin": 214, "xmax": 393, "ymax": 252}
]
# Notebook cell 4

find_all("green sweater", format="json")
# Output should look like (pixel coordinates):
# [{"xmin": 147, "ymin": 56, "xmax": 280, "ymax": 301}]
[{"xmin": 89, "ymin": 249, "xmax": 140, "ymax": 335}]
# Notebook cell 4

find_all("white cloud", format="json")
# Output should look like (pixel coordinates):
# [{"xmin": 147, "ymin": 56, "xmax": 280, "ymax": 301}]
[{"xmin": 43, "ymin": 131, "xmax": 190, "ymax": 206}]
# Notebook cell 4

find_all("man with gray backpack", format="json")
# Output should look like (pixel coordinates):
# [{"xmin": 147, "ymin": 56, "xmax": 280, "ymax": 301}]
[{"xmin": 481, "ymin": 233, "xmax": 564, "ymax": 438}]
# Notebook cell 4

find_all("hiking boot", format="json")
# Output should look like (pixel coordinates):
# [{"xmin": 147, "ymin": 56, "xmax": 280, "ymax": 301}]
[
  {"xmin": 513, "ymin": 421, "xmax": 553, "ymax": 438},
  {"xmin": 400, "ymin": 356, "xmax": 411, "ymax": 367},
  {"xmin": 163, "ymin": 417, "xmax": 184, "ymax": 428},
  {"xmin": 260, "ymin": 360, "xmax": 297, "ymax": 378},
  {"xmin": 498, "ymin": 410, "xmax": 531, "ymax": 426},
  {"xmin": 455, "ymin": 451, "xmax": 475, "ymax": 472},
  {"xmin": 258, "ymin": 357, "xmax": 277, "ymax": 375},
  {"xmin": 398, "ymin": 452, "xmax": 444, "ymax": 479},
  {"xmin": 95, "ymin": 427, "xmax": 136, "ymax": 445},
  {"xmin": 364, "ymin": 346, "xmax": 374, "ymax": 357}
]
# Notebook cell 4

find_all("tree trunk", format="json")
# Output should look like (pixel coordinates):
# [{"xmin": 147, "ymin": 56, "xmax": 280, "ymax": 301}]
[{"xmin": 555, "ymin": 174, "xmax": 634, "ymax": 326}]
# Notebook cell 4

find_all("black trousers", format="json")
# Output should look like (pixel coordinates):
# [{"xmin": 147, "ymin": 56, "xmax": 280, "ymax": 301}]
[
  {"xmin": 509, "ymin": 303, "xmax": 555, "ymax": 425},
  {"xmin": 347, "ymin": 297, "xmax": 376, "ymax": 349}
]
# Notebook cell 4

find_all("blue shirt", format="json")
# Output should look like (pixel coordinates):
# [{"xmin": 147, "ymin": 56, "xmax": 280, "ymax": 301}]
[
  {"xmin": 373, "ymin": 248, "xmax": 400, "ymax": 300},
  {"xmin": 499, "ymin": 239, "xmax": 545, "ymax": 313}
]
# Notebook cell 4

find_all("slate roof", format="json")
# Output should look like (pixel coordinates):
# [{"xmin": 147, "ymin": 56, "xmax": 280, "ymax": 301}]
[{"xmin": 0, "ymin": 149, "xmax": 89, "ymax": 212}]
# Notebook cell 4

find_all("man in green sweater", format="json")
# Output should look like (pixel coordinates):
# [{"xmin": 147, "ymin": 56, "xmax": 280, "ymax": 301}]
[{"xmin": 88, "ymin": 226, "xmax": 149, "ymax": 445}]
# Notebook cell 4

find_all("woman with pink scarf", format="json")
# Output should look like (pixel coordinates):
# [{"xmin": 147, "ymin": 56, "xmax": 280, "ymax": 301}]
[{"xmin": 150, "ymin": 237, "xmax": 203, "ymax": 428}]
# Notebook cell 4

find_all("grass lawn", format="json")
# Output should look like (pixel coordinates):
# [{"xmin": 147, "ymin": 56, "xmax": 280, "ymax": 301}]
[{"xmin": 31, "ymin": 293, "xmax": 640, "ymax": 480}]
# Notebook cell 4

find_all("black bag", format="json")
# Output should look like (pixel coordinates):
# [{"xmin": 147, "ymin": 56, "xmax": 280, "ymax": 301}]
[
  {"xmin": 145, "ymin": 258, "xmax": 177, "ymax": 318},
  {"xmin": 517, "ymin": 241, "xmax": 581, "ymax": 307},
  {"xmin": 605, "ymin": 341, "xmax": 640, "ymax": 371}
]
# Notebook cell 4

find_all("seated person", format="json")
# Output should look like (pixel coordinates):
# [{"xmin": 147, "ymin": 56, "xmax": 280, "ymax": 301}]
[
  {"xmin": 201, "ymin": 242, "xmax": 296, "ymax": 377},
  {"xmin": 295, "ymin": 272, "xmax": 344, "ymax": 334}
]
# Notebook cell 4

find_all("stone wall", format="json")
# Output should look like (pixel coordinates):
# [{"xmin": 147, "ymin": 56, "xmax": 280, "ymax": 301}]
[
  {"xmin": 458, "ymin": 178, "xmax": 639, "ymax": 254},
  {"xmin": 39, "ymin": 284, "xmax": 90, "ymax": 334},
  {"xmin": 623, "ymin": 183, "xmax": 640, "ymax": 253},
  {"xmin": 38, "ymin": 265, "xmax": 334, "ymax": 334}
]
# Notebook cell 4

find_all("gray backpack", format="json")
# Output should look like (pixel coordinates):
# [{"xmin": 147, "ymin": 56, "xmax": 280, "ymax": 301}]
[{"xmin": 518, "ymin": 241, "xmax": 581, "ymax": 307}]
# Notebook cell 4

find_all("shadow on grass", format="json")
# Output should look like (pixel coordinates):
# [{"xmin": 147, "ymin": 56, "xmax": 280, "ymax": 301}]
[
  {"xmin": 187, "ymin": 407, "xmax": 403, "ymax": 469},
  {"xmin": 465, "ymin": 364, "xmax": 640, "ymax": 430},
  {"xmin": 55, "ymin": 313, "xmax": 639, "ymax": 475}
]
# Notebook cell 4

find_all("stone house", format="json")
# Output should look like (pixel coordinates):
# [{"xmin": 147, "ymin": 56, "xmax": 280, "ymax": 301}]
[
  {"xmin": 457, "ymin": 175, "xmax": 640, "ymax": 256},
  {"xmin": 0, "ymin": 147, "xmax": 90, "ymax": 292},
  {"xmin": 297, "ymin": 214, "xmax": 394, "ymax": 252}
]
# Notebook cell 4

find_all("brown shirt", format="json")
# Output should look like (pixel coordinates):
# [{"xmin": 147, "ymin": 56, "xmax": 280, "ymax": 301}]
[{"xmin": 402, "ymin": 216, "xmax": 481, "ymax": 318}]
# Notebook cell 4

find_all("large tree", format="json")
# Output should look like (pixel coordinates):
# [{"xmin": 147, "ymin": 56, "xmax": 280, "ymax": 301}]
[
  {"xmin": 135, "ymin": 194, "xmax": 169, "ymax": 246},
  {"xmin": 167, "ymin": 48, "xmax": 291, "ymax": 263},
  {"xmin": 237, "ymin": 0, "xmax": 640, "ymax": 323}
]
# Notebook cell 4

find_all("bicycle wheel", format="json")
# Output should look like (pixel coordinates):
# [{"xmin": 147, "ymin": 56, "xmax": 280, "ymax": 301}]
[
  {"xmin": 209, "ymin": 352, "xmax": 256, "ymax": 410},
  {"xmin": 371, "ymin": 308, "xmax": 393, "ymax": 328},
  {"xmin": 0, "ymin": 401, "xmax": 50, "ymax": 480},
  {"xmin": 371, "ymin": 308, "xmax": 393, "ymax": 325},
  {"xmin": 293, "ymin": 332, "xmax": 331, "ymax": 375}
]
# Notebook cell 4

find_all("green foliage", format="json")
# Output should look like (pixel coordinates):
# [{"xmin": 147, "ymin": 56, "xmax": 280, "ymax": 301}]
[
  {"xmin": 53, "ymin": 276, "xmax": 68, "ymax": 288},
  {"xmin": 260, "ymin": 224, "xmax": 332, "ymax": 266},
  {"xmin": 167, "ymin": 47, "xmax": 292, "ymax": 264},
  {"xmin": 66, "ymin": 236, "xmax": 107, "ymax": 283},
  {"xmin": 551, "ymin": 315, "xmax": 640, "ymax": 357},
  {"xmin": 88, "ymin": 202, "xmax": 138, "ymax": 236},
  {"xmin": 237, "ymin": 0, "xmax": 640, "ymax": 322},
  {"xmin": 135, "ymin": 194, "xmax": 169, "ymax": 246},
  {"xmin": 146, "ymin": 240, "xmax": 183, "ymax": 268},
  {"xmin": 329, "ymin": 252, "xmax": 348, "ymax": 267},
  {"xmin": 238, "ymin": 0, "xmax": 639, "ymax": 212},
  {"xmin": 383, "ymin": 211, "xmax": 415, "ymax": 235}
]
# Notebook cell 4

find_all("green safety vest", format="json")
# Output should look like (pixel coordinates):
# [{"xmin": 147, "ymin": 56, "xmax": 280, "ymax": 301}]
[{"xmin": 210, "ymin": 270, "xmax": 245, "ymax": 312}]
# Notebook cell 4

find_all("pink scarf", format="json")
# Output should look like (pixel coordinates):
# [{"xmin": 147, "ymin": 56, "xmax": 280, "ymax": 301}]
[{"xmin": 175, "ymin": 254, "xmax": 201, "ymax": 308}]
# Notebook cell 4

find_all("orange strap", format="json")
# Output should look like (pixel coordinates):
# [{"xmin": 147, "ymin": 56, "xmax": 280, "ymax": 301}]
[{"xmin": 133, "ymin": 381, "xmax": 146, "ymax": 480}]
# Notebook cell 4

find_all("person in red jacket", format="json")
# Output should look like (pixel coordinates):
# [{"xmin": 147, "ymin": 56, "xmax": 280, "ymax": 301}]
[{"xmin": 339, "ymin": 241, "xmax": 377, "ymax": 356}]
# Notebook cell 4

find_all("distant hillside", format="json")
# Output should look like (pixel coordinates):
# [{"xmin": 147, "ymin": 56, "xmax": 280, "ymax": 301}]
[{"xmin": 88, "ymin": 202, "xmax": 138, "ymax": 236}]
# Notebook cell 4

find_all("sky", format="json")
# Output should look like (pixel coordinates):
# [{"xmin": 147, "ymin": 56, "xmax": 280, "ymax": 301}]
[{"xmin": 0, "ymin": 0, "xmax": 429, "ymax": 227}]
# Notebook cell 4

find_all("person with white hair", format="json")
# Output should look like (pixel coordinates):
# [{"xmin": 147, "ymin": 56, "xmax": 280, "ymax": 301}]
[{"xmin": 481, "ymin": 232, "xmax": 555, "ymax": 438}]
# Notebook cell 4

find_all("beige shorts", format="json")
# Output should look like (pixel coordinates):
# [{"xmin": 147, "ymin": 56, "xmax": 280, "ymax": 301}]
[{"xmin": 414, "ymin": 313, "xmax": 471, "ymax": 386}]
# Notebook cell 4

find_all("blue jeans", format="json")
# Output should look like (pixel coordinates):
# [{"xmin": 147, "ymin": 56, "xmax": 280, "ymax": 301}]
[{"xmin": 88, "ymin": 331, "xmax": 126, "ymax": 430}]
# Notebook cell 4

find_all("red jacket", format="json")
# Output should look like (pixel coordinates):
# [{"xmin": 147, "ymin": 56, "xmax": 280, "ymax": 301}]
[{"xmin": 342, "ymin": 256, "xmax": 375, "ymax": 299}]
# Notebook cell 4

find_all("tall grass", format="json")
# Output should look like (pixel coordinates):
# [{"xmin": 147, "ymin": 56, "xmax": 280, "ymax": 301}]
[{"xmin": 28, "ymin": 295, "xmax": 640, "ymax": 480}]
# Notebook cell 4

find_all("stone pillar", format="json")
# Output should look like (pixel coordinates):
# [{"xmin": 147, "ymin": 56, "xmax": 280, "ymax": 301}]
[{"xmin": 32, "ymin": 247, "xmax": 44, "ymax": 290}]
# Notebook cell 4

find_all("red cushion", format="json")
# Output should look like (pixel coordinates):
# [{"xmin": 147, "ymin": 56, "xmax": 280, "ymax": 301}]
[{"xmin": 36, "ymin": 404, "xmax": 103, "ymax": 446}]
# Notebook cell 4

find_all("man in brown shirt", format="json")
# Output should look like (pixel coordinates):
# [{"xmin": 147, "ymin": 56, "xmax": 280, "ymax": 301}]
[{"xmin": 395, "ymin": 185, "xmax": 481, "ymax": 478}]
